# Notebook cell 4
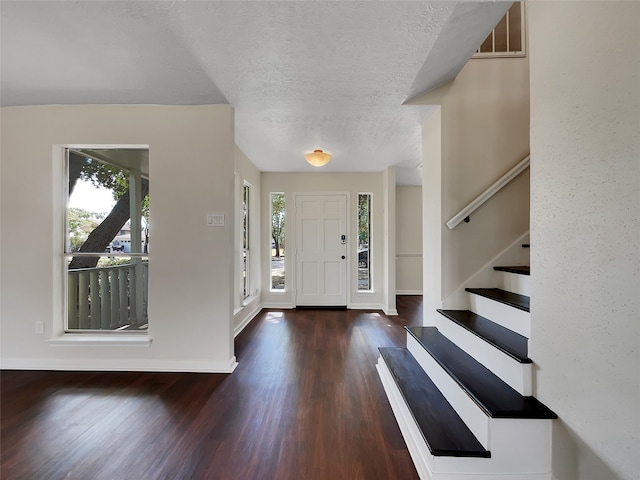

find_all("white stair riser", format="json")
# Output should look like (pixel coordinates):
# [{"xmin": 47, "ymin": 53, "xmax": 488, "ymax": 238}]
[
  {"xmin": 407, "ymin": 335, "xmax": 490, "ymax": 448},
  {"xmin": 377, "ymin": 355, "xmax": 553, "ymax": 480},
  {"xmin": 435, "ymin": 420, "xmax": 552, "ymax": 475},
  {"xmin": 469, "ymin": 294, "xmax": 530, "ymax": 338},
  {"xmin": 434, "ymin": 315, "xmax": 532, "ymax": 396},
  {"xmin": 497, "ymin": 271, "xmax": 531, "ymax": 296},
  {"xmin": 433, "ymin": 418, "xmax": 552, "ymax": 477}
]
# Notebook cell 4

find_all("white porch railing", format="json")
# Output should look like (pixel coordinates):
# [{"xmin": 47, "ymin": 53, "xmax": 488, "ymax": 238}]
[
  {"xmin": 67, "ymin": 261, "xmax": 148, "ymax": 330},
  {"xmin": 446, "ymin": 155, "xmax": 530, "ymax": 229}
]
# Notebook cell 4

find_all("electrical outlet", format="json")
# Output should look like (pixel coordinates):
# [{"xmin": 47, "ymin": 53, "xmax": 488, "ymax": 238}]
[{"xmin": 34, "ymin": 321, "xmax": 44, "ymax": 334}]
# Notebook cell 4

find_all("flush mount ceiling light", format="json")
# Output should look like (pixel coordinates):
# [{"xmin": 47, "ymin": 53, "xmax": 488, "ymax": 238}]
[{"xmin": 304, "ymin": 149, "xmax": 331, "ymax": 167}]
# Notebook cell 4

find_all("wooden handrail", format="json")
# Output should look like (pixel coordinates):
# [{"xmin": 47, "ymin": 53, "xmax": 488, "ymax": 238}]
[{"xmin": 446, "ymin": 155, "xmax": 530, "ymax": 229}]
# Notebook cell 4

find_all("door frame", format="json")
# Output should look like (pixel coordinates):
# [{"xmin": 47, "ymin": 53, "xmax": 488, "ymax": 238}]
[{"xmin": 293, "ymin": 192, "xmax": 351, "ymax": 308}]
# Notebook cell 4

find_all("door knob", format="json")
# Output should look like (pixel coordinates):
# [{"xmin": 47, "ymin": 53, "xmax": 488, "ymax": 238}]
[{"xmin": 341, "ymin": 255, "xmax": 346, "ymax": 259}]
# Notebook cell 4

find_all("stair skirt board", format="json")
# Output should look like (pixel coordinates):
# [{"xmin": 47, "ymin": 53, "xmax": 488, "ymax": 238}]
[
  {"xmin": 497, "ymin": 271, "xmax": 531, "ymax": 297},
  {"xmin": 468, "ymin": 294, "xmax": 531, "ymax": 338},
  {"xmin": 377, "ymin": 357, "xmax": 553, "ymax": 480},
  {"xmin": 433, "ymin": 314, "xmax": 533, "ymax": 396}
]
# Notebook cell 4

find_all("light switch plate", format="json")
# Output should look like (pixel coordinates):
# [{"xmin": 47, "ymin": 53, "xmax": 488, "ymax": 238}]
[{"xmin": 207, "ymin": 214, "xmax": 224, "ymax": 226}]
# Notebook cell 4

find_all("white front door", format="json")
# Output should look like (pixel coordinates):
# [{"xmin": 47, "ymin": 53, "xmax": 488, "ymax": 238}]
[{"xmin": 295, "ymin": 194, "xmax": 348, "ymax": 307}]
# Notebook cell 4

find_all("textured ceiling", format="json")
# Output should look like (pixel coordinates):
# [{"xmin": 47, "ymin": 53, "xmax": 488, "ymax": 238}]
[{"xmin": 0, "ymin": 1, "xmax": 510, "ymax": 185}]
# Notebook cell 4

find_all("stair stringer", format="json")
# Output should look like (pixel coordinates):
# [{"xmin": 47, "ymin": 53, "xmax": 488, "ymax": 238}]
[{"xmin": 376, "ymin": 357, "xmax": 433, "ymax": 480}]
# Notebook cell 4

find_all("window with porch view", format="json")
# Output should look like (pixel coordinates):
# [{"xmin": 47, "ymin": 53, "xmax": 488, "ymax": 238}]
[{"xmin": 65, "ymin": 148, "xmax": 149, "ymax": 332}]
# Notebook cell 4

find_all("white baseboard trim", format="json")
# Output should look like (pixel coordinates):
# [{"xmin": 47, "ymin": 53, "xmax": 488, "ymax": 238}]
[
  {"xmin": 383, "ymin": 308, "xmax": 399, "ymax": 316},
  {"xmin": 0, "ymin": 356, "xmax": 239, "ymax": 374},
  {"xmin": 47, "ymin": 334, "xmax": 152, "ymax": 347},
  {"xmin": 261, "ymin": 302, "xmax": 295, "ymax": 309},
  {"xmin": 234, "ymin": 303, "xmax": 262, "ymax": 337},
  {"xmin": 396, "ymin": 290, "xmax": 423, "ymax": 295},
  {"xmin": 350, "ymin": 303, "xmax": 384, "ymax": 311}
]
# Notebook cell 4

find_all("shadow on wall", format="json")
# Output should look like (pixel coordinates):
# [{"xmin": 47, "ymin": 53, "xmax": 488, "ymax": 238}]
[{"xmin": 553, "ymin": 421, "xmax": 625, "ymax": 480}]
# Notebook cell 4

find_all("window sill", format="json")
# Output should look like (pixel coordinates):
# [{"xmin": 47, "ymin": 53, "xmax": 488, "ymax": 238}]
[
  {"xmin": 48, "ymin": 334, "xmax": 152, "ymax": 347},
  {"xmin": 242, "ymin": 293, "xmax": 259, "ymax": 307}
]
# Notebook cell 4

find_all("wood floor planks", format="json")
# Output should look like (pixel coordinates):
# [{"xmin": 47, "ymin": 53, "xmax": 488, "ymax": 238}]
[{"xmin": 1, "ymin": 297, "xmax": 423, "ymax": 480}]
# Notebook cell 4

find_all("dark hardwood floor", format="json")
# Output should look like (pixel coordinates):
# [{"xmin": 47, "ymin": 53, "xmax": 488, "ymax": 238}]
[{"xmin": 1, "ymin": 296, "xmax": 423, "ymax": 480}]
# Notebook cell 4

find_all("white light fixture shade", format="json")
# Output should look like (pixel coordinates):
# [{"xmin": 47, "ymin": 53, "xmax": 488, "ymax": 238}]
[{"xmin": 305, "ymin": 149, "xmax": 331, "ymax": 167}]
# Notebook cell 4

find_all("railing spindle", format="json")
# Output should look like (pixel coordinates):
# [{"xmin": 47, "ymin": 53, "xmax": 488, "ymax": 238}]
[
  {"xmin": 78, "ymin": 271, "xmax": 90, "ymax": 328},
  {"xmin": 100, "ymin": 269, "xmax": 111, "ymax": 329},
  {"xmin": 68, "ymin": 271, "xmax": 79, "ymax": 329},
  {"xmin": 129, "ymin": 264, "xmax": 137, "ymax": 325},
  {"xmin": 142, "ymin": 263, "xmax": 149, "ymax": 323},
  {"xmin": 90, "ymin": 270, "xmax": 101, "ymax": 329},
  {"xmin": 119, "ymin": 269, "xmax": 128, "ymax": 326},
  {"xmin": 110, "ymin": 269, "xmax": 120, "ymax": 328}
]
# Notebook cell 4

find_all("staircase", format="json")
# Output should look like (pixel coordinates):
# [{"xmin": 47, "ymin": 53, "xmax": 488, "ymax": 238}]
[{"xmin": 377, "ymin": 246, "xmax": 557, "ymax": 480}]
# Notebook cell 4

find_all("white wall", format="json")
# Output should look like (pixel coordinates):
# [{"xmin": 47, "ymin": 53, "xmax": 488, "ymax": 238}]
[
  {"xmin": 260, "ymin": 172, "xmax": 390, "ymax": 311},
  {"xmin": 396, "ymin": 186, "xmax": 423, "ymax": 294},
  {"xmin": 233, "ymin": 145, "xmax": 262, "ymax": 335},
  {"xmin": 529, "ymin": 3, "xmax": 640, "ymax": 480},
  {"xmin": 413, "ymin": 54, "xmax": 531, "ymax": 318},
  {"xmin": 422, "ymin": 108, "xmax": 443, "ymax": 320},
  {"xmin": 383, "ymin": 167, "xmax": 397, "ymax": 314},
  {"xmin": 0, "ymin": 105, "xmax": 237, "ymax": 372}
]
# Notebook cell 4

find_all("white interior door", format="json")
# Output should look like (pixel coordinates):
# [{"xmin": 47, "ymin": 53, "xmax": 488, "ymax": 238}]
[{"xmin": 295, "ymin": 194, "xmax": 347, "ymax": 307}]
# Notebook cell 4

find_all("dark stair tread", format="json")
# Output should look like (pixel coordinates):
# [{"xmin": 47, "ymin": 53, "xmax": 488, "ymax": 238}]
[
  {"xmin": 522, "ymin": 244, "xmax": 530, "ymax": 248},
  {"xmin": 378, "ymin": 347, "xmax": 490, "ymax": 458},
  {"xmin": 465, "ymin": 288, "xmax": 530, "ymax": 312},
  {"xmin": 437, "ymin": 309, "xmax": 531, "ymax": 363},
  {"xmin": 493, "ymin": 265, "xmax": 530, "ymax": 276},
  {"xmin": 405, "ymin": 327, "xmax": 557, "ymax": 420}
]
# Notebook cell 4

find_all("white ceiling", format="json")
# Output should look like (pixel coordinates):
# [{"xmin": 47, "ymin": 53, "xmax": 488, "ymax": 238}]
[{"xmin": 0, "ymin": 1, "xmax": 510, "ymax": 185}]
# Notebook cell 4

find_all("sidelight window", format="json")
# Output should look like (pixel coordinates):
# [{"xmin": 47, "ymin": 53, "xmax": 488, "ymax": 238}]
[
  {"xmin": 357, "ymin": 193, "xmax": 372, "ymax": 291},
  {"xmin": 243, "ymin": 183, "xmax": 251, "ymax": 299},
  {"xmin": 270, "ymin": 193, "xmax": 285, "ymax": 291}
]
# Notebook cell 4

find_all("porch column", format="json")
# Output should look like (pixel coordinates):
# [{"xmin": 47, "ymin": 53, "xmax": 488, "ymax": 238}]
[{"xmin": 129, "ymin": 168, "xmax": 144, "ymax": 323}]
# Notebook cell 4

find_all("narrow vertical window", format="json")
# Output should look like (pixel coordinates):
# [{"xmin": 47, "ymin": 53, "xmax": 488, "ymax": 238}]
[
  {"xmin": 65, "ymin": 148, "xmax": 149, "ymax": 332},
  {"xmin": 270, "ymin": 193, "xmax": 285, "ymax": 290},
  {"xmin": 243, "ymin": 184, "xmax": 251, "ymax": 299},
  {"xmin": 358, "ymin": 193, "xmax": 372, "ymax": 291}
]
